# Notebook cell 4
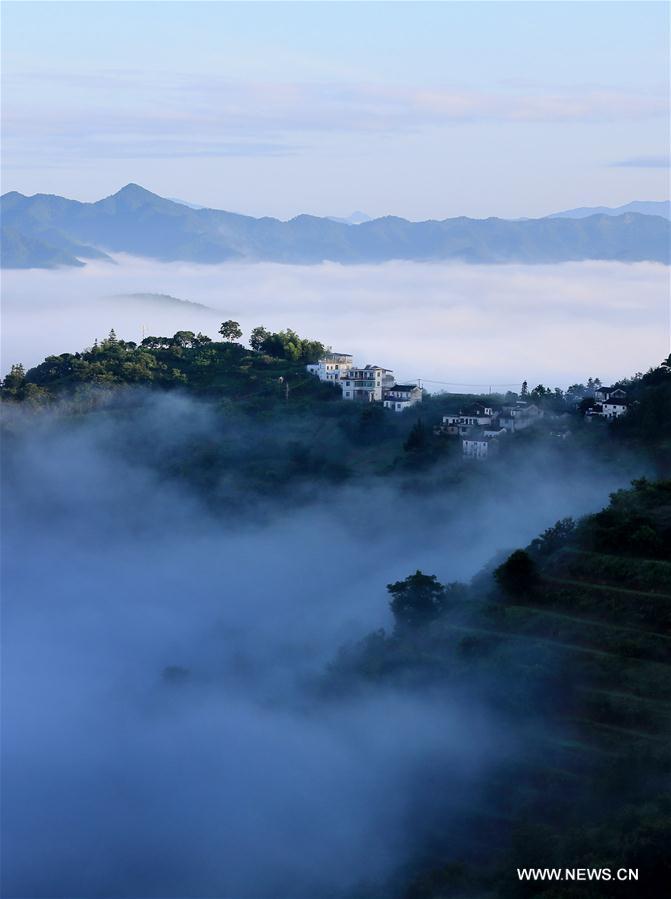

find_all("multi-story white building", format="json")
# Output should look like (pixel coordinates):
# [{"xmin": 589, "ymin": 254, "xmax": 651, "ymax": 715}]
[
  {"xmin": 306, "ymin": 353, "xmax": 354, "ymax": 383},
  {"xmin": 340, "ymin": 366, "xmax": 394, "ymax": 402},
  {"xmin": 383, "ymin": 384, "xmax": 423, "ymax": 412}
]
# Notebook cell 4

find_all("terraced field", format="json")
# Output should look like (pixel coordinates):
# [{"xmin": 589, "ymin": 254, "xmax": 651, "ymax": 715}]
[{"xmin": 341, "ymin": 480, "xmax": 671, "ymax": 895}]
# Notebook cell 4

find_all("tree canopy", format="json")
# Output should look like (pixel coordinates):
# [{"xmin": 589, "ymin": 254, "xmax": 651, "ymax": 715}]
[{"xmin": 387, "ymin": 570, "xmax": 446, "ymax": 629}]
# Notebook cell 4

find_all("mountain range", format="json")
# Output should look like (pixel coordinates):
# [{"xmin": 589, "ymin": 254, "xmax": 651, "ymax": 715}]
[
  {"xmin": 549, "ymin": 200, "xmax": 670, "ymax": 220},
  {"xmin": 2, "ymin": 184, "xmax": 669, "ymax": 269}
]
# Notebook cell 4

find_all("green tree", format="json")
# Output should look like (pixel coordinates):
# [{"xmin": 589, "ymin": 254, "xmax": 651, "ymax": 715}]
[
  {"xmin": 2, "ymin": 363, "xmax": 26, "ymax": 396},
  {"xmin": 530, "ymin": 384, "xmax": 550, "ymax": 400},
  {"xmin": 249, "ymin": 326, "xmax": 271, "ymax": 352},
  {"xmin": 248, "ymin": 327, "xmax": 326, "ymax": 362},
  {"xmin": 172, "ymin": 330, "xmax": 198, "ymax": 348},
  {"xmin": 387, "ymin": 570, "xmax": 446, "ymax": 629},
  {"xmin": 529, "ymin": 518, "xmax": 575, "ymax": 556},
  {"xmin": 494, "ymin": 549, "xmax": 538, "ymax": 596},
  {"xmin": 404, "ymin": 418, "xmax": 429, "ymax": 453},
  {"xmin": 219, "ymin": 320, "xmax": 243, "ymax": 342},
  {"xmin": 141, "ymin": 335, "xmax": 172, "ymax": 349}
]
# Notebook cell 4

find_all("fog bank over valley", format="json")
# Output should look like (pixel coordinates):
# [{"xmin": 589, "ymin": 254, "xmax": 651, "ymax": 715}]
[
  {"xmin": 2, "ymin": 395, "xmax": 636, "ymax": 898},
  {"xmin": 3, "ymin": 257, "xmax": 667, "ymax": 385}
]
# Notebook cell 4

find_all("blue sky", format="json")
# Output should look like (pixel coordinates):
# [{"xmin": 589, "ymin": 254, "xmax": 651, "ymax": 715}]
[{"xmin": 2, "ymin": 1, "xmax": 669, "ymax": 219}]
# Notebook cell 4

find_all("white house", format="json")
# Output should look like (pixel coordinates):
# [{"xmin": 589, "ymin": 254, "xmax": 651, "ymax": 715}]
[
  {"xmin": 442, "ymin": 405, "xmax": 495, "ymax": 430},
  {"xmin": 592, "ymin": 399, "xmax": 629, "ymax": 420},
  {"xmin": 462, "ymin": 429, "xmax": 501, "ymax": 460},
  {"xmin": 306, "ymin": 353, "xmax": 354, "ymax": 384},
  {"xmin": 498, "ymin": 402, "xmax": 542, "ymax": 433},
  {"xmin": 602, "ymin": 400, "xmax": 628, "ymax": 418},
  {"xmin": 341, "ymin": 365, "xmax": 394, "ymax": 402},
  {"xmin": 383, "ymin": 384, "xmax": 423, "ymax": 412},
  {"xmin": 444, "ymin": 405, "xmax": 495, "ymax": 425}
]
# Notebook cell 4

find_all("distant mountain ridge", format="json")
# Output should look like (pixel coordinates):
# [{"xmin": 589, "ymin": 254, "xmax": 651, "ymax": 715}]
[
  {"xmin": 1, "ymin": 183, "xmax": 669, "ymax": 269},
  {"xmin": 549, "ymin": 200, "xmax": 670, "ymax": 220},
  {"xmin": 111, "ymin": 292, "xmax": 213, "ymax": 311},
  {"xmin": 327, "ymin": 211, "xmax": 372, "ymax": 225}
]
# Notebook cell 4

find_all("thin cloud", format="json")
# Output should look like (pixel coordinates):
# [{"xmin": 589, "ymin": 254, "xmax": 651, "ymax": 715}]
[
  {"xmin": 3, "ymin": 76, "xmax": 667, "ymax": 162},
  {"xmin": 609, "ymin": 154, "xmax": 671, "ymax": 168},
  {"xmin": 2, "ymin": 259, "xmax": 668, "ymax": 387}
]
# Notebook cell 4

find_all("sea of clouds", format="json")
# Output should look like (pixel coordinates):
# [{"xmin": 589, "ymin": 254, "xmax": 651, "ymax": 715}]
[{"xmin": 2, "ymin": 257, "xmax": 668, "ymax": 387}]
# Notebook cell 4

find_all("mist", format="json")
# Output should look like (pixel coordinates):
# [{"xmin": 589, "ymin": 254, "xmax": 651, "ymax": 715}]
[
  {"xmin": 1, "ymin": 392, "xmax": 639, "ymax": 898},
  {"xmin": 2, "ymin": 257, "xmax": 668, "ymax": 386}
]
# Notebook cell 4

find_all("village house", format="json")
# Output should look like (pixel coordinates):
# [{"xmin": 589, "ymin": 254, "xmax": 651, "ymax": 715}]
[
  {"xmin": 306, "ymin": 353, "xmax": 354, "ymax": 383},
  {"xmin": 383, "ymin": 384, "xmax": 423, "ymax": 412},
  {"xmin": 462, "ymin": 428, "xmax": 501, "ymax": 460},
  {"xmin": 586, "ymin": 399, "xmax": 629, "ymax": 421},
  {"xmin": 601, "ymin": 398, "xmax": 629, "ymax": 419},
  {"xmin": 340, "ymin": 365, "xmax": 394, "ymax": 402},
  {"xmin": 441, "ymin": 405, "xmax": 496, "ymax": 435},
  {"xmin": 497, "ymin": 401, "xmax": 542, "ymax": 432},
  {"xmin": 306, "ymin": 355, "xmax": 423, "ymax": 408},
  {"xmin": 594, "ymin": 386, "xmax": 627, "ymax": 404}
]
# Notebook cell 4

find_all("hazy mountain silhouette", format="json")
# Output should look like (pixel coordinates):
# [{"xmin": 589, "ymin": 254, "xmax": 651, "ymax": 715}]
[
  {"xmin": 110, "ymin": 292, "xmax": 213, "ymax": 311},
  {"xmin": 327, "ymin": 211, "xmax": 372, "ymax": 225},
  {"xmin": 2, "ymin": 184, "xmax": 669, "ymax": 268},
  {"xmin": 549, "ymin": 200, "xmax": 670, "ymax": 220}
]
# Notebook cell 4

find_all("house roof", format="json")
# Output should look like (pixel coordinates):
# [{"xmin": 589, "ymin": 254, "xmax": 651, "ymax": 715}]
[{"xmin": 462, "ymin": 427, "xmax": 498, "ymax": 442}]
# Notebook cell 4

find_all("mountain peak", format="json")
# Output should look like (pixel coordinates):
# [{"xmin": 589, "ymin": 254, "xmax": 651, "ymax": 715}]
[
  {"xmin": 118, "ymin": 182, "xmax": 152, "ymax": 194},
  {"xmin": 101, "ymin": 183, "xmax": 162, "ymax": 203},
  {"xmin": 95, "ymin": 183, "xmax": 178, "ymax": 211},
  {"xmin": 113, "ymin": 183, "xmax": 159, "ymax": 199}
]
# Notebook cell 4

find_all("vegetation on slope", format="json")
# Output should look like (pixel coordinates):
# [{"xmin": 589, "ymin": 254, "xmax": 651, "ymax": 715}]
[
  {"xmin": 330, "ymin": 479, "xmax": 671, "ymax": 896},
  {"xmin": 3, "ymin": 332, "xmax": 670, "ymax": 500}
]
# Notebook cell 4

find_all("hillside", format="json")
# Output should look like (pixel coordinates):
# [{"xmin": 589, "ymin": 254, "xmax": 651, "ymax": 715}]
[
  {"xmin": 0, "ymin": 226, "xmax": 85, "ymax": 269},
  {"xmin": 332, "ymin": 479, "xmax": 671, "ymax": 896},
  {"xmin": 2, "ymin": 184, "xmax": 669, "ymax": 268},
  {"xmin": 3, "ymin": 327, "xmax": 670, "ymax": 896}
]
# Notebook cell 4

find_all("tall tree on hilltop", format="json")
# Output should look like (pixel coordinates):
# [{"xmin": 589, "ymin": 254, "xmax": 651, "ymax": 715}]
[
  {"xmin": 387, "ymin": 570, "xmax": 446, "ymax": 630},
  {"xmin": 219, "ymin": 320, "xmax": 242, "ymax": 342}
]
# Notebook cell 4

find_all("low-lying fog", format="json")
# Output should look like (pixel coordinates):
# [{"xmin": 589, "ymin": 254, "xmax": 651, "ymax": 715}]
[
  {"xmin": 2, "ymin": 395, "xmax": 636, "ymax": 898},
  {"xmin": 3, "ymin": 257, "xmax": 668, "ymax": 385}
]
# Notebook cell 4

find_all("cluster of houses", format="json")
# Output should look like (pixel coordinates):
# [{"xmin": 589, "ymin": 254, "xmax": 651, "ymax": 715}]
[
  {"xmin": 437, "ymin": 401, "xmax": 543, "ymax": 459},
  {"xmin": 306, "ymin": 353, "xmax": 423, "ymax": 412},
  {"xmin": 307, "ymin": 353, "xmax": 631, "ymax": 460}
]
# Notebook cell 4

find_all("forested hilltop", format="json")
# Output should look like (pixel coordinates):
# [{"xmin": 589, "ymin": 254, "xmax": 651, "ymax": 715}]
[
  {"xmin": 330, "ymin": 478, "xmax": 671, "ymax": 897},
  {"xmin": 2, "ymin": 324, "xmax": 670, "ymax": 489}
]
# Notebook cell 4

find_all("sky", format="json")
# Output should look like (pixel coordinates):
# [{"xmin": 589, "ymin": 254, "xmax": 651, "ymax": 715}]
[{"xmin": 1, "ymin": 1, "xmax": 669, "ymax": 220}]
